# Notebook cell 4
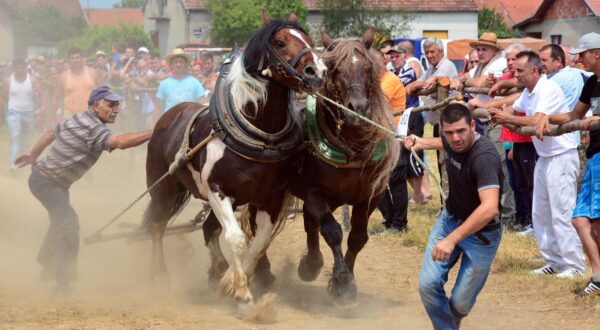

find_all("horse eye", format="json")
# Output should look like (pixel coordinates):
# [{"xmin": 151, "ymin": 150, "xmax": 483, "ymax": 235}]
[{"xmin": 275, "ymin": 40, "xmax": 286, "ymax": 48}]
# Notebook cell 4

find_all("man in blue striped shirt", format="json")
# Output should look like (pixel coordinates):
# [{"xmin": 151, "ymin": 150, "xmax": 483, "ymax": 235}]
[{"xmin": 15, "ymin": 86, "xmax": 153, "ymax": 296}]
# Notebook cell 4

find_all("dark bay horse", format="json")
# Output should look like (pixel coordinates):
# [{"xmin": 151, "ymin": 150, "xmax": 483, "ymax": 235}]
[
  {"xmin": 287, "ymin": 30, "xmax": 400, "ymax": 308},
  {"xmin": 143, "ymin": 19, "xmax": 325, "ymax": 314}
]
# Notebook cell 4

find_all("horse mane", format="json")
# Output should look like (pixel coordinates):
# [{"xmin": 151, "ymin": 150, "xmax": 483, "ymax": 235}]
[
  {"xmin": 225, "ymin": 20, "xmax": 306, "ymax": 117},
  {"xmin": 322, "ymin": 37, "xmax": 400, "ymax": 197}
]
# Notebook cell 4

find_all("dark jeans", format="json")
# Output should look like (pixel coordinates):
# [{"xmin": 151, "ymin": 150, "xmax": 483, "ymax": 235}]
[
  {"xmin": 378, "ymin": 150, "xmax": 408, "ymax": 230},
  {"xmin": 28, "ymin": 169, "xmax": 79, "ymax": 285},
  {"xmin": 512, "ymin": 142, "xmax": 537, "ymax": 227},
  {"xmin": 506, "ymin": 149, "xmax": 528, "ymax": 224}
]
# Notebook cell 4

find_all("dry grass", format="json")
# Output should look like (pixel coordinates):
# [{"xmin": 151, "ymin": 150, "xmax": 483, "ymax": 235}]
[{"xmin": 364, "ymin": 126, "xmax": 600, "ymax": 306}]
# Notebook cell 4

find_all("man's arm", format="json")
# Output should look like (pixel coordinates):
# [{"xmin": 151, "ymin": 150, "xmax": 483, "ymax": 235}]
[
  {"xmin": 0, "ymin": 77, "xmax": 9, "ymax": 119},
  {"xmin": 464, "ymin": 76, "xmax": 486, "ymax": 88},
  {"xmin": 403, "ymin": 134, "xmax": 443, "ymax": 151},
  {"xmin": 14, "ymin": 129, "xmax": 55, "ymax": 167},
  {"xmin": 108, "ymin": 129, "xmax": 153, "ymax": 150},
  {"xmin": 535, "ymin": 102, "xmax": 592, "ymax": 139},
  {"xmin": 50, "ymin": 74, "xmax": 65, "ymax": 122},
  {"xmin": 411, "ymin": 61, "xmax": 422, "ymax": 80},
  {"xmin": 468, "ymin": 92, "xmax": 521, "ymax": 111},
  {"xmin": 431, "ymin": 188, "xmax": 500, "ymax": 261},
  {"xmin": 489, "ymin": 105, "xmax": 545, "ymax": 127}
]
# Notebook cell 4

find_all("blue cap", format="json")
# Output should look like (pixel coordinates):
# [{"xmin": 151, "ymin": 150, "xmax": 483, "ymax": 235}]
[{"xmin": 88, "ymin": 85, "xmax": 122, "ymax": 106}]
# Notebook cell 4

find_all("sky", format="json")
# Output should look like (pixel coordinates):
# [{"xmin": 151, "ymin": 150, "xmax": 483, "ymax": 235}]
[{"xmin": 79, "ymin": 0, "xmax": 121, "ymax": 9}]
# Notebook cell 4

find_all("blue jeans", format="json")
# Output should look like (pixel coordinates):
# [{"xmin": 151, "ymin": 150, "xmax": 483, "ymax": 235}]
[
  {"xmin": 419, "ymin": 209, "xmax": 502, "ymax": 330},
  {"xmin": 6, "ymin": 110, "xmax": 35, "ymax": 166}
]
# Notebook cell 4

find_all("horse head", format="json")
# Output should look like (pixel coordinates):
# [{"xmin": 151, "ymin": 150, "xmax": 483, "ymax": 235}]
[
  {"xmin": 243, "ymin": 19, "xmax": 326, "ymax": 93},
  {"xmin": 321, "ymin": 29, "xmax": 376, "ymax": 127}
]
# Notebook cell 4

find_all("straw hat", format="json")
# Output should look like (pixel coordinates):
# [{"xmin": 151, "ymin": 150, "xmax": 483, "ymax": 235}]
[
  {"xmin": 469, "ymin": 32, "xmax": 502, "ymax": 50},
  {"xmin": 166, "ymin": 48, "xmax": 191, "ymax": 66}
]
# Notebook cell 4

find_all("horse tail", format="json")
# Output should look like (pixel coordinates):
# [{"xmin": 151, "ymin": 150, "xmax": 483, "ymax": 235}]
[
  {"xmin": 139, "ymin": 189, "xmax": 192, "ymax": 231},
  {"xmin": 238, "ymin": 191, "xmax": 299, "ymax": 242}
]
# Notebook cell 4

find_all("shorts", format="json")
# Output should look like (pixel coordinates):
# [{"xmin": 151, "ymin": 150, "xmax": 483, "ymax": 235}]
[{"xmin": 572, "ymin": 152, "xmax": 600, "ymax": 221}]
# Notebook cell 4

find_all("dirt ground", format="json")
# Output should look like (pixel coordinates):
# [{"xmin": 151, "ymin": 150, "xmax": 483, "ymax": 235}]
[{"xmin": 0, "ymin": 138, "xmax": 598, "ymax": 329}]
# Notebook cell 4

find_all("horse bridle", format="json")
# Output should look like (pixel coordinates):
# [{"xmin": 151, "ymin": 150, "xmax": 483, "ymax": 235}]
[{"xmin": 256, "ymin": 27, "xmax": 315, "ymax": 89}]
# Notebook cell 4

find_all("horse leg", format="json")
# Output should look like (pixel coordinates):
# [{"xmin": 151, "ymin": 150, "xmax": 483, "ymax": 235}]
[
  {"xmin": 207, "ymin": 190, "xmax": 252, "ymax": 304},
  {"xmin": 242, "ymin": 200, "xmax": 282, "ymax": 294},
  {"xmin": 298, "ymin": 204, "xmax": 324, "ymax": 282},
  {"xmin": 143, "ymin": 197, "xmax": 170, "ymax": 281},
  {"xmin": 344, "ymin": 199, "xmax": 378, "ymax": 273},
  {"xmin": 320, "ymin": 211, "xmax": 357, "ymax": 308},
  {"xmin": 202, "ymin": 211, "xmax": 228, "ymax": 284}
]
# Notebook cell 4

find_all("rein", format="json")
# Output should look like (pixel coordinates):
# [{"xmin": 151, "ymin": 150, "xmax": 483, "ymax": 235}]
[{"xmin": 311, "ymin": 92, "xmax": 447, "ymax": 203}]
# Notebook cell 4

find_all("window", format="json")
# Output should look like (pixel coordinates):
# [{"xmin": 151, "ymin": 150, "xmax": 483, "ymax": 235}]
[
  {"xmin": 525, "ymin": 32, "xmax": 542, "ymax": 39},
  {"xmin": 423, "ymin": 31, "xmax": 448, "ymax": 39},
  {"xmin": 551, "ymin": 34, "xmax": 562, "ymax": 45}
]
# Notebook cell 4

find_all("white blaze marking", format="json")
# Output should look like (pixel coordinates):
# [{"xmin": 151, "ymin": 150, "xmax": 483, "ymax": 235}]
[
  {"xmin": 289, "ymin": 29, "xmax": 327, "ymax": 78},
  {"xmin": 352, "ymin": 55, "xmax": 359, "ymax": 64}
]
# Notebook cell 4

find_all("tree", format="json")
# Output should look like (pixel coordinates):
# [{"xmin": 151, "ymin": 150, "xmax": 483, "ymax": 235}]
[
  {"xmin": 208, "ymin": 0, "xmax": 308, "ymax": 47},
  {"xmin": 113, "ymin": 0, "xmax": 146, "ymax": 8},
  {"xmin": 478, "ymin": 8, "xmax": 522, "ymax": 38},
  {"xmin": 12, "ymin": 4, "xmax": 86, "ymax": 49},
  {"xmin": 318, "ymin": 0, "xmax": 413, "ymax": 45},
  {"xmin": 59, "ymin": 25, "xmax": 154, "ymax": 58}
]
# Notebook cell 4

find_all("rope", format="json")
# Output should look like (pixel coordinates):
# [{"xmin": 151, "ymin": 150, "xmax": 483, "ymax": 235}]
[
  {"xmin": 84, "ymin": 134, "xmax": 215, "ymax": 244},
  {"xmin": 312, "ymin": 92, "xmax": 446, "ymax": 208}
]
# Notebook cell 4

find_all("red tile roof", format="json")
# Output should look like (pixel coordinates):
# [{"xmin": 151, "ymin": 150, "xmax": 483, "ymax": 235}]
[
  {"xmin": 85, "ymin": 8, "xmax": 143, "ymax": 27},
  {"xmin": 474, "ymin": 0, "xmax": 544, "ymax": 26},
  {"xmin": 182, "ymin": 0, "xmax": 478, "ymax": 12},
  {"xmin": 585, "ymin": 0, "xmax": 600, "ymax": 15},
  {"xmin": 19, "ymin": 0, "xmax": 85, "ymax": 19}
]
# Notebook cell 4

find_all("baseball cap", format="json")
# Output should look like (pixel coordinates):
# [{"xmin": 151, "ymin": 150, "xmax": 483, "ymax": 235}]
[
  {"xmin": 569, "ymin": 33, "xmax": 600, "ymax": 55},
  {"xmin": 88, "ymin": 86, "xmax": 122, "ymax": 106},
  {"xmin": 137, "ymin": 46, "xmax": 149, "ymax": 54},
  {"xmin": 386, "ymin": 44, "xmax": 406, "ymax": 54}
]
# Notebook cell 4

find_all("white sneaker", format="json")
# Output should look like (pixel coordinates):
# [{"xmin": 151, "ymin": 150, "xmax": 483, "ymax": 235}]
[
  {"xmin": 517, "ymin": 225, "xmax": 535, "ymax": 238},
  {"xmin": 529, "ymin": 265, "xmax": 556, "ymax": 275},
  {"xmin": 555, "ymin": 268, "xmax": 583, "ymax": 279}
]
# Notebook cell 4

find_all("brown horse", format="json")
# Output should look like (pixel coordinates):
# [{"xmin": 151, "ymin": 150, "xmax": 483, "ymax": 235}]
[
  {"xmin": 287, "ymin": 30, "xmax": 399, "ymax": 307},
  {"xmin": 142, "ymin": 19, "xmax": 325, "ymax": 315}
]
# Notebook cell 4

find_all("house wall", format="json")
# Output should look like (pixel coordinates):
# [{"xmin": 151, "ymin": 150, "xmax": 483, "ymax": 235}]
[
  {"xmin": 305, "ymin": 11, "xmax": 478, "ymax": 42},
  {"xmin": 0, "ymin": 8, "xmax": 14, "ymax": 62},
  {"xmin": 522, "ymin": 17, "xmax": 599, "ymax": 46},
  {"xmin": 407, "ymin": 11, "xmax": 478, "ymax": 40}
]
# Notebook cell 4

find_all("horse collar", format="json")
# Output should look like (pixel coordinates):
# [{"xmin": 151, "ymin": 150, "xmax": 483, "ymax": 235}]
[
  {"xmin": 305, "ymin": 95, "xmax": 388, "ymax": 168},
  {"xmin": 209, "ymin": 60, "xmax": 302, "ymax": 163}
]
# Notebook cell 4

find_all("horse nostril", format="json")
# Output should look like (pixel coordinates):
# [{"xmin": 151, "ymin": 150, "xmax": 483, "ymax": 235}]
[{"xmin": 303, "ymin": 65, "xmax": 317, "ymax": 77}]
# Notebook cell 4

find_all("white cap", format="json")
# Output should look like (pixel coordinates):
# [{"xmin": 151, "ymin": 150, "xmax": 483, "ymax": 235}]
[
  {"xmin": 569, "ymin": 33, "xmax": 600, "ymax": 55},
  {"xmin": 137, "ymin": 46, "xmax": 149, "ymax": 54}
]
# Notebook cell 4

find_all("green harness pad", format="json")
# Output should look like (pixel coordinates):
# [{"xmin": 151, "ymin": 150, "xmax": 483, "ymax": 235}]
[{"xmin": 305, "ymin": 95, "xmax": 388, "ymax": 167}]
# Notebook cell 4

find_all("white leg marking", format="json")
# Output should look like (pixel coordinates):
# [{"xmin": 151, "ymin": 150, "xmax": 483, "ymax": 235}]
[{"xmin": 242, "ymin": 210, "xmax": 273, "ymax": 275}]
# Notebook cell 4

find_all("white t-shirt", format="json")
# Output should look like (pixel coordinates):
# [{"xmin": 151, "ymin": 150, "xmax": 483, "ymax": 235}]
[
  {"xmin": 513, "ymin": 75, "xmax": 578, "ymax": 157},
  {"xmin": 474, "ymin": 55, "xmax": 507, "ymax": 104}
]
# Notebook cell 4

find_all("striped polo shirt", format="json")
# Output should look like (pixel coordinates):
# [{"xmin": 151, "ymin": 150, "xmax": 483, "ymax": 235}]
[{"xmin": 36, "ymin": 109, "xmax": 112, "ymax": 187}]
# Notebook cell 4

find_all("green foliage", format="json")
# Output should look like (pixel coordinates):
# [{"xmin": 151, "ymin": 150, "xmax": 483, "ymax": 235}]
[
  {"xmin": 60, "ymin": 25, "xmax": 155, "ymax": 58},
  {"xmin": 478, "ymin": 8, "xmax": 522, "ymax": 38},
  {"xmin": 12, "ymin": 4, "xmax": 86, "ymax": 46},
  {"xmin": 208, "ymin": 0, "xmax": 308, "ymax": 47},
  {"xmin": 113, "ymin": 0, "xmax": 146, "ymax": 8},
  {"xmin": 319, "ymin": 0, "xmax": 413, "ymax": 43}
]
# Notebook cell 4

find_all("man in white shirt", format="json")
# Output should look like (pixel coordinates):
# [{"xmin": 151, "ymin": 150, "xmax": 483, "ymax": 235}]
[{"xmin": 490, "ymin": 51, "xmax": 586, "ymax": 278}]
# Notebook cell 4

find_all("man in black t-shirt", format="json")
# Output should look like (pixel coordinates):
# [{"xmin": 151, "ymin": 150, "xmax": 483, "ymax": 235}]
[
  {"xmin": 536, "ymin": 32, "xmax": 600, "ymax": 297},
  {"xmin": 404, "ymin": 103, "xmax": 502, "ymax": 329}
]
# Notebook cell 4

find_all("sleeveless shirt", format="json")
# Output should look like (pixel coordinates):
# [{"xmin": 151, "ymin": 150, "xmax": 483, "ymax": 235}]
[{"xmin": 8, "ymin": 73, "xmax": 35, "ymax": 112}]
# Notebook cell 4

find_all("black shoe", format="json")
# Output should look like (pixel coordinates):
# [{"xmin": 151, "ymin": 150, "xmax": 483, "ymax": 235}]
[{"xmin": 577, "ymin": 279, "xmax": 600, "ymax": 297}]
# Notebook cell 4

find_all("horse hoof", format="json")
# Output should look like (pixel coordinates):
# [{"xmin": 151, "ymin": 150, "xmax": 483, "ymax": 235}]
[
  {"xmin": 327, "ymin": 273, "xmax": 358, "ymax": 309},
  {"xmin": 253, "ymin": 273, "xmax": 276, "ymax": 296},
  {"xmin": 237, "ymin": 293, "xmax": 278, "ymax": 323},
  {"xmin": 218, "ymin": 269, "xmax": 252, "ymax": 303},
  {"xmin": 297, "ymin": 254, "xmax": 323, "ymax": 282}
]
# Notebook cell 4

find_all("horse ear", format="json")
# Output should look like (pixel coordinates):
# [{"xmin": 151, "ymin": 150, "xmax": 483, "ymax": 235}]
[
  {"xmin": 288, "ymin": 12, "xmax": 298, "ymax": 22},
  {"xmin": 362, "ymin": 28, "xmax": 375, "ymax": 50},
  {"xmin": 321, "ymin": 31, "xmax": 333, "ymax": 49},
  {"xmin": 262, "ymin": 10, "xmax": 270, "ymax": 26}
]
